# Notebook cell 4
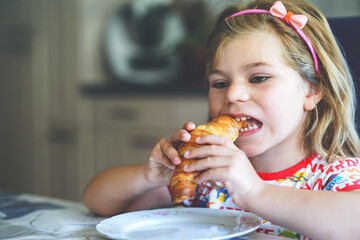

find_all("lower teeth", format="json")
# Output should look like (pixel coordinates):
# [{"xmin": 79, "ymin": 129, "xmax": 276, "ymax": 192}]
[{"xmin": 241, "ymin": 124, "xmax": 259, "ymax": 132}]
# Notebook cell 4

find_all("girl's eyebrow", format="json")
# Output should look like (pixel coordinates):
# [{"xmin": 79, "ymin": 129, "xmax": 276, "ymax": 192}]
[
  {"xmin": 209, "ymin": 62, "xmax": 274, "ymax": 76},
  {"xmin": 208, "ymin": 69, "xmax": 226, "ymax": 76},
  {"xmin": 244, "ymin": 62, "xmax": 273, "ymax": 70}
]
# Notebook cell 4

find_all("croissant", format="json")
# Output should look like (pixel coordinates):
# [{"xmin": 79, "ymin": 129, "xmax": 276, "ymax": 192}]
[{"xmin": 170, "ymin": 114, "xmax": 247, "ymax": 203}]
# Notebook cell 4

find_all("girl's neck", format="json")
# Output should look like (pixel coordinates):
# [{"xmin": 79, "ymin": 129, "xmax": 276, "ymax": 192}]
[{"xmin": 249, "ymin": 147, "xmax": 310, "ymax": 173}]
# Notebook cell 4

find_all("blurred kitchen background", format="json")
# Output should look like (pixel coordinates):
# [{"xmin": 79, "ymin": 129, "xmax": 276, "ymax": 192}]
[{"xmin": 1, "ymin": 0, "xmax": 359, "ymax": 202}]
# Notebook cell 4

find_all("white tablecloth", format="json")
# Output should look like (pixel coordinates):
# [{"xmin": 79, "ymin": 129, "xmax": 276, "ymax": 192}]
[
  {"xmin": 0, "ymin": 191, "xmax": 105, "ymax": 239},
  {"xmin": 0, "ymin": 190, "xmax": 288, "ymax": 240}
]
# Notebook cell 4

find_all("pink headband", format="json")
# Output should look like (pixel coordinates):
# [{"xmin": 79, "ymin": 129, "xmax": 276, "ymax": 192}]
[{"xmin": 226, "ymin": 1, "xmax": 319, "ymax": 75}]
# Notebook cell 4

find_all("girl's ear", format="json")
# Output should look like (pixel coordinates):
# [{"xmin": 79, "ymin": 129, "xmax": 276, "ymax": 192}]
[{"xmin": 304, "ymin": 83, "xmax": 322, "ymax": 111}]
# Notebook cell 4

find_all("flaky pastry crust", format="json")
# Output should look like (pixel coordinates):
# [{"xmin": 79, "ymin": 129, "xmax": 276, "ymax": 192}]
[{"xmin": 170, "ymin": 115, "xmax": 247, "ymax": 203}]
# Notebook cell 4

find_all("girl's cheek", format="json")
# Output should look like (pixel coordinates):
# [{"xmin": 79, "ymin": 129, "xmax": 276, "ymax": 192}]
[
  {"xmin": 208, "ymin": 93, "xmax": 224, "ymax": 116},
  {"xmin": 209, "ymin": 108, "xmax": 221, "ymax": 122}
]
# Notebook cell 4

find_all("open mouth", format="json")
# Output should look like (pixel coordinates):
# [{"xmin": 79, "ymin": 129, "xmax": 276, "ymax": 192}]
[{"xmin": 235, "ymin": 116, "xmax": 262, "ymax": 132}]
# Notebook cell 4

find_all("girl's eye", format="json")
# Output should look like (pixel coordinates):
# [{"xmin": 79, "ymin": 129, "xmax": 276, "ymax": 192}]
[
  {"xmin": 211, "ymin": 81, "xmax": 229, "ymax": 89},
  {"xmin": 250, "ymin": 76, "xmax": 269, "ymax": 83}
]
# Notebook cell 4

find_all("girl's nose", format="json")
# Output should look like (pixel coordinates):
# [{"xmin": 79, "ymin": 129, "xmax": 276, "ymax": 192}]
[{"xmin": 225, "ymin": 82, "xmax": 250, "ymax": 104}]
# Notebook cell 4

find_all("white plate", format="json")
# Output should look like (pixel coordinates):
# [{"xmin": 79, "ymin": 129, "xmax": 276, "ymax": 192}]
[{"xmin": 96, "ymin": 208, "xmax": 262, "ymax": 240}]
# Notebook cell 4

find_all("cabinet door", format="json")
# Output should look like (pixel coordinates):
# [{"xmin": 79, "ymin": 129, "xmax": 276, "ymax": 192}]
[
  {"xmin": 94, "ymin": 124, "xmax": 175, "ymax": 171},
  {"xmin": 0, "ymin": 0, "xmax": 39, "ymax": 194},
  {"xmin": 93, "ymin": 97, "xmax": 209, "ymax": 171}
]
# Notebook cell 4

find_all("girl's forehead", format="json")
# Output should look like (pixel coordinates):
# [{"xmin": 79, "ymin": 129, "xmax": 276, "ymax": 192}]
[{"xmin": 214, "ymin": 34, "xmax": 286, "ymax": 70}]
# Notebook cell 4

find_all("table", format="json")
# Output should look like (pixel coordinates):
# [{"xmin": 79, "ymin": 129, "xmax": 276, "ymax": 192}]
[{"xmin": 0, "ymin": 190, "xmax": 289, "ymax": 240}]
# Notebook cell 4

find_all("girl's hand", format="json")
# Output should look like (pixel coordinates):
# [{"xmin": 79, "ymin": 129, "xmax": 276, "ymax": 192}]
[
  {"xmin": 182, "ymin": 135, "xmax": 265, "ymax": 208},
  {"xmin": 145, "ymin": 122, "xmax": 196, "ymax": 187}
]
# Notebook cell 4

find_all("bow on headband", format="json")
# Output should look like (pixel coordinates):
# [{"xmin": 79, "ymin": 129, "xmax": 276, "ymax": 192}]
[{"xmin": 270, "ymin": 1, "xmax": 308, "ymax": 29}]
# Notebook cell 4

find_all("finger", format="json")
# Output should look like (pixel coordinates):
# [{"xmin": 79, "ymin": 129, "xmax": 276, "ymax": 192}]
[
  {"xmin": 171, "ymin": 129, "xmax": 191, "ymax": 146},
  {"xmin": 183, "ymin": 156, "xmax": 230, "ymax": 172},
  {"xmin": 159, "ymin": 150, "xmax": 178, "ymax": 170},
  {"xmin": 184, "ymin": 144, "xmax": 233, "ymax": 159},
  {"xmin": 169, "ymin": 122, "xmax": 195, "ymax": 148},
  {"xmin": 196, "ymin": 167, "xmax": 225, "ymax": 183},
  {"xmin": 182, "ymin": 121, "xmax": 196, "ymax": 131},
  {"xmin": 160, "ymin": 139, "xmax": 182, "ymax": 166},
  {"xmin": 195, "ymin": 135, "xmax": 235, "ymax": 148},
  {"xmin": 150, "ymin": 141, "xmax": 177, "ymax": 170}
]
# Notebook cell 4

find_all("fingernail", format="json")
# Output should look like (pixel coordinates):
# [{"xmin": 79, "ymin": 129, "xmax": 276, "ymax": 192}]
[
  {"xmin": 183, "ymin": 164, "xmax": 189, "ymax": 171},
  {"xmin": 174, "ymin": 157, "xmax": 181, "ymax": 164},
  {"xmin": 195, "ymin": 137, "xmax": 200, "ymax": 143},
  {"xmin": 184, "ymin": 151, "xmax": 190, "ymax": 158}
]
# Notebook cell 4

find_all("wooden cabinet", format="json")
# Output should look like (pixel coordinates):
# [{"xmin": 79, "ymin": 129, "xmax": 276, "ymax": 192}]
[
  {"xmin": 0, "ymin": 0, "xmax": 89, "ymax": 201},
  {"xmin": 92, "ymin": 97, "xmax": 208, "ymax": 172}
]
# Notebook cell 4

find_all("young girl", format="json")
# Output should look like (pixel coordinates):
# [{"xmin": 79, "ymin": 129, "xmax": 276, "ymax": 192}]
[{"xmin": 83, "ymin": 0, "xmax": 360, "ymax": 239}]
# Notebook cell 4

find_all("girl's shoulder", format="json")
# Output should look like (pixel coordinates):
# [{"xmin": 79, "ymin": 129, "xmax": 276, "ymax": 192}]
[
  {"xmin": 303, "ymin": 154, "xmax": 360, "ymax": 192},
  {"xmin": 308, "ymin": 153, "xmax": 360, "ymax": 173}
]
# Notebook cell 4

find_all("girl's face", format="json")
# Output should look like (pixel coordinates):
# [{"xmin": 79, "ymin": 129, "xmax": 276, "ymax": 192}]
[{"xmin": 208, "ymin": 35, "xmax": 315, "ymax": 163}]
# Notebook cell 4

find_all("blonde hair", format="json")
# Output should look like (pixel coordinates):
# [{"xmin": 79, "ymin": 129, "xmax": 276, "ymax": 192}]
[{"xmin": 206, "ymin": 0, "xmax": 360, "ymax": 161}]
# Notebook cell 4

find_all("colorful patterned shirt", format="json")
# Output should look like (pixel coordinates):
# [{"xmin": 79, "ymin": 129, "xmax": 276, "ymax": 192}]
[{"xmin": 182, "ymin": 153, "xmax": 360, "ymax": 239}]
